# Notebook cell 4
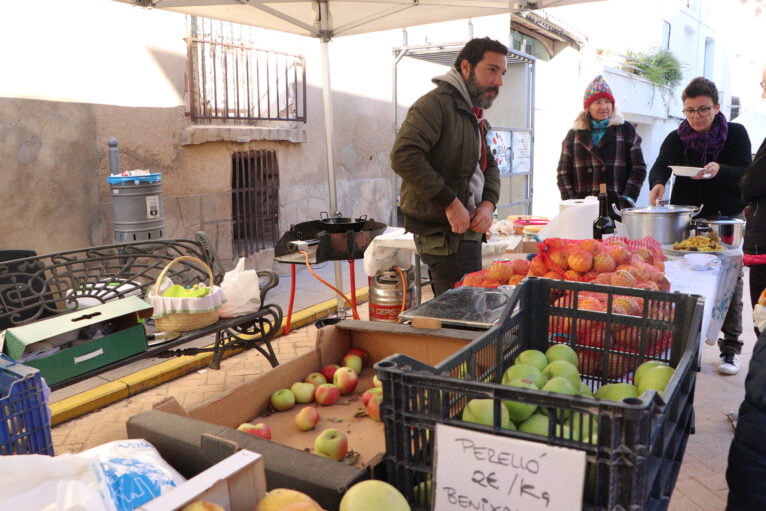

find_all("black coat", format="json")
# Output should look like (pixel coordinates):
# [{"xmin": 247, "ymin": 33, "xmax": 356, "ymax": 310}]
[
  {"xmin": 648, "ymin": 123, "xmax": 752, "ymax": 218},
  {"xmin": 727, "ymin": 328, "xmax": 766, "ymax": 509},
  {"xmin": 741, "ymin": 138, "xmax": 766, "ymax": 255}
]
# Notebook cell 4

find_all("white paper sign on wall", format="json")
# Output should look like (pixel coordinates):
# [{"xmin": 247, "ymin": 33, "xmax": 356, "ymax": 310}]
[{"xmin": 433, "ymin": 423, "xmax": 587, "ymax": 511}]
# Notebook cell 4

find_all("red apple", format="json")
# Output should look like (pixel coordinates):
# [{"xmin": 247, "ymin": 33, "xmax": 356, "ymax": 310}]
[
  {"xmin": 304, "ymin": 372, "xmax": 327, "ymax": 387},
  {"xmin": 342, "ymin": 353, "xmax": 363, "ymax": 375},
  {"xmin": 345, "ymin": 347, "xmax": 369, "ymax": 367},
  {"xmin": 313, "ymin": 428, "xmax": 348, "ymax": 461},
  {"xmin": 361, "ymin": 387, "xmax": 382, "ymax": 406},
  {"xmin": 291, "ymin": 382, "xmax": 316, "ymax": 404},
  {"xmin": 365, "ymin": 393, "xmax": 383, "ymax": 421},
  {"xmin": 333, "ymin": 367, "xmax": 359, "ymax": 395},
  {"xmin": 237, "ymin": 422, "xmax": 271, "ymax": 440},
  {"xmin": 270, "ymin": 388, "xmax": 296, "ymax": 411},
  {"xmin": 320, "ymin": 364, "xmax": 341, "ymax": 381},
  {"xmin": 315, "ymin": 383, "xmax": 341, "ymax": 405},
  {"xmin": 295, "ymin": 406, "xmax": 321, "ymax": 431}
]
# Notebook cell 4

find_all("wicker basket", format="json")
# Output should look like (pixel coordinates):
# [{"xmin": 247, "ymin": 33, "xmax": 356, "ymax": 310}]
[{"xmin": 147, "ymin": 256, "xmax": 223, "ymax": 332}]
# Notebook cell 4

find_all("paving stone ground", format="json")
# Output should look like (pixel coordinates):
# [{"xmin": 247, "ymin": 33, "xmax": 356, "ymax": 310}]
[{"xmin": 50, "ymin": 277, "xmax": 757, "ymax": 510}]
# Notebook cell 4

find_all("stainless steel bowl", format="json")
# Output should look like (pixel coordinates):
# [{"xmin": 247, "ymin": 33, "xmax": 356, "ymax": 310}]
[{"xmin": 692, "ymin": 217, "xmax": 745, "ymax": 248}]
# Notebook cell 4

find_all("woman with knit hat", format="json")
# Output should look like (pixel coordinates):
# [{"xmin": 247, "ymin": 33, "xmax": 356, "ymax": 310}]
[
  {"xmin": 557, "ymin": 75, "xmax": 647, "ymax": 207},
  {"xmin": 648, "ymin": 76, "xmax": 752, "ymax": 375}
]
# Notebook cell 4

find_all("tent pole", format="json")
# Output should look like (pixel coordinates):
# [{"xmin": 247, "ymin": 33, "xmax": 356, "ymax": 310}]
[{"xmin": 320, "ymin": 37, "xmax": 346, "ymax": 313}]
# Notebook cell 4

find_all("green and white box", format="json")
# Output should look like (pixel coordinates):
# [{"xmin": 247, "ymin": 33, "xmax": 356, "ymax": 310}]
[{"xmin": 4, "ymin": 296, "xmax": 152, "ymax": 385}]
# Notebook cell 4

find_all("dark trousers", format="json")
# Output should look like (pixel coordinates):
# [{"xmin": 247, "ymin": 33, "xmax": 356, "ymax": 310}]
[
  {"xmin": 419, "ymin": 240, "xmax": 482, "ymax": 296},
  {"xmin": 719, "ymin": 264, "xmax": 745, "ymax": 355}
]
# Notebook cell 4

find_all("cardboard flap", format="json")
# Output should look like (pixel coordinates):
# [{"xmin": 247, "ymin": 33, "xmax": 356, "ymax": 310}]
[
  {"xmin": 153, "ymin": 397, "xmax": 190, "ymax": 417},
  {"xmin": 201, "ymin": 433, "xmax": 240, "ymax": 465}
]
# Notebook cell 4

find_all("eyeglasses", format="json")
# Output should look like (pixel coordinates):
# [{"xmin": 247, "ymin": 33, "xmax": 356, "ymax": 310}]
[{"xmin": 683, "ymin": 106, "xmax": 714, "ymax": 117}]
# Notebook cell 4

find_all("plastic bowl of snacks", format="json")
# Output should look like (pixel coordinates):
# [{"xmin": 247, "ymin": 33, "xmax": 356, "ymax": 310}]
[{"xmin": 684, "ymin": 253, "xmax": 717, "ymax": 271}]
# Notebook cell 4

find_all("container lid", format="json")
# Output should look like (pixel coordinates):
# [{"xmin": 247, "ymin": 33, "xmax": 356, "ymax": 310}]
[
  {"xmin": 622, "ymin": 204, "xmax": 698, "ymax": 214},
  {"xmin": 696, "ymin": 217, "xmax": 745, "ymax": 225},
  {"xmin": 107, "ymin": 173, "xmax": 162, "ymax": 185}
]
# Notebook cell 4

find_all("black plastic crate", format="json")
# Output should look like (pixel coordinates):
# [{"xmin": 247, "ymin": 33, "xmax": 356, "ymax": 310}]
[
  {"xmin": 0, "ymin": 354, "xmax": 54, "ymax": 456},
  {"xmin": 376, "ymin": 277, "xmax": 703, "ymax": 511}
]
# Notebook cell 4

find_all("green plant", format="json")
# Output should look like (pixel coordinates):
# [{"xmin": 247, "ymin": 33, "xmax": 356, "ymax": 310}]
[{"xmin": 620, "ymin": 49, "xmax": 683, "ymax": 89}]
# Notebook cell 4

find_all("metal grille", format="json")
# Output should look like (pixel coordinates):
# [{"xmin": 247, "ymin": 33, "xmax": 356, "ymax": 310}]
[
  {"xmin": 232, "ymin": 150, "xmax": 279, "ymax": 256},
  {"xmin": 187, "ymin": 16, "xmax": 306, "ymax": 124}
]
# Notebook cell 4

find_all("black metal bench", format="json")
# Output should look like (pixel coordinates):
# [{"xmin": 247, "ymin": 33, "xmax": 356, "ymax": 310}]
[{"xmin": 0, "ymin": 232, "xmax": 282, "ymax": 389}]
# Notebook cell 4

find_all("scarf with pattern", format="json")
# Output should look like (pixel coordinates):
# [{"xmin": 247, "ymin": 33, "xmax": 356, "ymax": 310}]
[{"xmin": 677, "ymin": 111, "xmax": 728, "ymax": 165}]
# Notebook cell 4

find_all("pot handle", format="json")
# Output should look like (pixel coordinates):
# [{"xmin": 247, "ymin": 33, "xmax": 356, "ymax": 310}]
[
  {"xmin": 620, "ymin": 195, "xmax": 637, "ymax": 208},
  {"xmin": 611, "ymin": 202, "xmax": 622, "ymax": 222},
  {"xmin": 692, "ymin": 204, "xmax": 704, "ymax": 217}
]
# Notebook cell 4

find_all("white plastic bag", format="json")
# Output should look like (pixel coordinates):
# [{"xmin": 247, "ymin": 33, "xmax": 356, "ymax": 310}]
[{"xmin": 218, "ymin": 258, "xmax": 262, "ymax": 318}]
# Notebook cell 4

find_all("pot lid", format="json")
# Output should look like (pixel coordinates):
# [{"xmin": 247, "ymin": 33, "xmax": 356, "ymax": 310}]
[
  {"xmin": 622, "ymin": 204, "xmax": 699, "ymax": 214},
  {"xmin": 696, "ymin": 217, "xmax": 745, "ymax": 225}
]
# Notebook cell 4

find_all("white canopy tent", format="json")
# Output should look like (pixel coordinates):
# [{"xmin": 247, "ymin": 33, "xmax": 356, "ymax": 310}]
[
  {"xmin": 119, "ymin": 0, "xmax": 600, "ymax": 213},
  {"xmin": 117, "ymin": 0, "xmax": 602, "ymax": 305}
]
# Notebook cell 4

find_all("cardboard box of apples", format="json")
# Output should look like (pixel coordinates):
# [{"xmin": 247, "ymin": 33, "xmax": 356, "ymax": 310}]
[{"xmin": 129, "ymin": 320, "xmax": 478, "ymax": 510}]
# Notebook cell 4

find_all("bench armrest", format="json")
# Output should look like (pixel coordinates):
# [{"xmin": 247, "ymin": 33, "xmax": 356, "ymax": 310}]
[{"xmin": 257, "ymin": 269, "xmax": 279, "ymax": 304}]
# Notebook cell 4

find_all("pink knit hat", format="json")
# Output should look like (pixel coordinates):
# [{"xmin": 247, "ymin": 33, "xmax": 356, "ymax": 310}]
[{"xmin": 583, "ymin": 75, "xmax": 616, "ymax": 109}]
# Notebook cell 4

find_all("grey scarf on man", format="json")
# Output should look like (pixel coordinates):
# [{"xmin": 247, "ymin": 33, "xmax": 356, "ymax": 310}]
[{"xmin": 432, "ymin": 68, "xmax": 485, "ymax": 212}]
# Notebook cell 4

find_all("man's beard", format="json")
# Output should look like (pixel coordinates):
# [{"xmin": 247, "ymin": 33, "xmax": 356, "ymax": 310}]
[{"xmin": 466, "ymin": 69, "xmax": 499, "ymax": 109}]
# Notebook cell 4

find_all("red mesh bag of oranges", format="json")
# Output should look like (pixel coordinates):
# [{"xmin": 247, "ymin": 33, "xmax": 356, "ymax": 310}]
[
  {"xmin": 457, "ymin": 258, "xmax": 530, "ymax": 288},
  {"xmin": 529, "ymin": 236, "xmax": 668, "ymax": 291}
]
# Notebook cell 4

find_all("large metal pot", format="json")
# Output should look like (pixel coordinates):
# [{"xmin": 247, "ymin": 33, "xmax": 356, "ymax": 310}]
[
  {"xmin": 612, "ymin": 201, "xmax": 702, "ymax": 245},
  {"xmin": 692, "ymin": 216, "xmax": 745, "ymax": 248}
]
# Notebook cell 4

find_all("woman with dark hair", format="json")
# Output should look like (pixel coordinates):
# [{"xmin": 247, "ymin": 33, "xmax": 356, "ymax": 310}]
[{"xmin": 648, "ymin": 76, "xmax": 752, "ymax": 375}]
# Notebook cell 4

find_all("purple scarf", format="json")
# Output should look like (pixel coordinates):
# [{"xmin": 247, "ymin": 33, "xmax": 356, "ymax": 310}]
[{"xmin": 677, "ymin": 111, "xmax": 728, "ymax": 165}]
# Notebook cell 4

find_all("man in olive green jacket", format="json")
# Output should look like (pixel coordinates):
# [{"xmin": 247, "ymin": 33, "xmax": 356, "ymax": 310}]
[{"xmin": 391, "ymin": 37, "xmax": 507, "ymax": 295}]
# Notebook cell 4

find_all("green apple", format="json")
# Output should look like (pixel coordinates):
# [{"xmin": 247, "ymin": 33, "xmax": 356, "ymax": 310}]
[
  {"xmin": 342, "ymin": 353, "xmax": 364, "ymax": 374},
  {"xmin": 542, "ymin": 360, "xmax": 581, "ymax": 389},
  {"xmin": 339, "ymin": 479, "xmax": 411, "ymax": 511},
  {"xmin": 634, "ymin": 360, "xmax": 669, "ymax": 387},
  {"xmin": 546, "ymin": 343, "xmax": 579, "ymax": 368},
  {"xmin": 570, "ymin": 412, "xmax": 598, "ymax": 443},
  {"xmin": 290, "ymin": 381, "xmax": 316, "ymax": 404},
  {"xmin": 540, "ymin": 377, "xmax": 576, "ymax": 420},
  {"xmin": 413, "ymin": 478, "xmax": 432, "ymax": 509},
  {"xmin": 578, "ymin": 381, "xmax": 594, "ymax": 399},
  {"xmin": 594, "ymin": 383, "xmax": 639, "ymax": 402},
  {"xmin": 515, "ymin": 349, "xmax": 548, "ymax": 371},
  {"xmin": 270, "ymin": 388, "xmax": 296, "ymax": 411},
  {"xmin": 462, "ymin": 398, "xmax": 514, "ymax": 429},
  {"xmin": 502, "ymin": 379, "xmax": 538, "ymax": 424},
  {"xmin": 638, "ymin": 365, "xmax": 675, "ymax": 396},
  {"xmin": 313, "ymin": 428, "xmax": 349, "ymax": 461},
  {"xmin": 502, "ymin": 363, "xmax": 546, "ymax": 389},
  {"xmin": 519, "ymin": 413, "xmax": 550, "ymax": 436}
]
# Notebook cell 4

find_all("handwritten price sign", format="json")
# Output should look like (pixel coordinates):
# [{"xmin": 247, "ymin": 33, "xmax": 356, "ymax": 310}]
[{"xmin": 433, "ymin": 424, "xmax": 586, "ymax": 511}]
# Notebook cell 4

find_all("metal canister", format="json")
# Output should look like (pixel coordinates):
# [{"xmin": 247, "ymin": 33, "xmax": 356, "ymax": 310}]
[{"xmin": 369, "ymin": 267, "xmax": 418, "ymax": 322}]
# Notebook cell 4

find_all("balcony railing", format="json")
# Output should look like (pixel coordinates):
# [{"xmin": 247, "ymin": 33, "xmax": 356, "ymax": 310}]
[{"xmin": 187, "ymin": 18, "xmax": 306, "ymax": 124}]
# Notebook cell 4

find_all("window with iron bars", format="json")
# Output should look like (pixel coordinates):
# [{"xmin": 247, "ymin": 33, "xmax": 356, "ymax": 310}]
[
  {"xmin": 232, "ymin": 150, "xmax": 280, "ymax": 256},
  {"xmin": 187, "ymin": 16, "xmax": 306, "ymax": 124}
]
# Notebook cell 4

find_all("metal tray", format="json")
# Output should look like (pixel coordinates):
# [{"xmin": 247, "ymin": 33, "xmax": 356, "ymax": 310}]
[{"xmin": 398, "ymin": 286, "xmax": 513, "ymax": 329}]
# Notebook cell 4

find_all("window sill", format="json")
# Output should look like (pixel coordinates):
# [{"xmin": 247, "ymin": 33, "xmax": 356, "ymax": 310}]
[{"xmin": 182, "ymin": 125, "xmax": 307, "ymax": 145}]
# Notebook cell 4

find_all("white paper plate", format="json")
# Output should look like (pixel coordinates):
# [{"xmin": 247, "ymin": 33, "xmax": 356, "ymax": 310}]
[{"xmin": 670, "ymin": 165, "xmax": 704, "ymax": 177}]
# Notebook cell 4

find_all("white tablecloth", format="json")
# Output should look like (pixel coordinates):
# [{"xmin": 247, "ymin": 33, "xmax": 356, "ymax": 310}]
[{"xmin": 362, "ymin": 227, "xmax": 520, "ymax": 276}]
